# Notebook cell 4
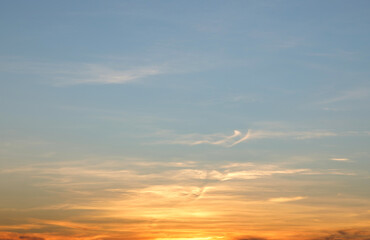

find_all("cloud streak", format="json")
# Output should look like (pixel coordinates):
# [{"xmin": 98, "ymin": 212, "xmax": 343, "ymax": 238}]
[
  {"xmin": 190, "ymin": 130, "xmax": 243, "ymax": 146},
  {"xmin": 51, "ymin": 64, "xmax": 164, "ymax": 86},
  {"xmin": 269, "ymin": 196, "xmax": 306, "ymax": 203},
  {"xmin": 155, "ymin": 128, "xmax": 366, "ymax": 147},
  {"xmin": 0, "ymin": 58, "xmax": 165, "ymax": 86},
  {"xmin": 319, "ymin": 88, "xmax": 370, "ymax": 105},
  {"xmin": 330, "ymin": 158, "xmax": 350, "ymax": 162},
  {"xmin": 154, "ymin": 130, "xmax": 249, "ymax": 147},
  {"xmin": 56, "ymin": 64, "xmax": 163, "ymax": 85}
]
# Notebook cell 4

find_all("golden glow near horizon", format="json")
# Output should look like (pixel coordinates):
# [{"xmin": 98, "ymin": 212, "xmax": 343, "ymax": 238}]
[{"xmin": 1, "ymin": 159, "xmax": 370, "ymax": 240}]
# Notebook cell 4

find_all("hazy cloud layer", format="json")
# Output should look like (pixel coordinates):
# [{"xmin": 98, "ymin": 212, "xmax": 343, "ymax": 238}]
[
  {"xmin": 311, "ymin": 229, "xmax": 370, "ymax": 240},
  {"xmin": 1, "ymin": 159, "xmax": 366, "ymax": 240},
  {"xmin": 2, "ymin": 229, "xmax": 370, "ymax": 240}
]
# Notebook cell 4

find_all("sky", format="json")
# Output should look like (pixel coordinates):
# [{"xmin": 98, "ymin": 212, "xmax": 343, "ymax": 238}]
[{"xmin": 1, "ymin": 0, "xmax": 370, "ymax": 240}]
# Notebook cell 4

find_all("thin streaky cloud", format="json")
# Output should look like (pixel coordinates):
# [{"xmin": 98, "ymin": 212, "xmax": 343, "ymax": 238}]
[
  {"xmin": 156, "ymin": 129, "xmax": 367, "ymax": 148},
  {"xmin": 222, "ymin": 169, "xmax": 310, "ymax": 181},
  {"xmin": 247, "ymin": 129, "xmax": 338, "ymax": 140},
  {"xmin": 212, "ymin": 130, "xmax": 242, "ymax": 144},
  {"xmin": 229, "ymin": 130, "xmax": 250, "ymax": 146},
  {"xmin": 1, "ymin": 160, "xmax": 314, "ymax": 187},
  {"xmin": 0, "ymin": 58, "xmax": 166, "ymax": 86},
  {"xmin": 31, "ymin": 219, "xmax": 100, "ymax": 231},
  {"xmin": 172, "ymin": 168, "xmax": 311, "ymax": 182},
  {"xmin": 54, "ymin": 64, "xmax": 164, "ymax": 86},
  {"xmin": 191, "ymin": 130, "xmax": 242, "ymax": 146},
  {"xmin": 0, "ymin": 160, "xmax": 364, "ymax": 240},
  {"xmin": 0, "ymin": 224, "xmax": 44, "ymax": 230},
  {"xmin": 305, "ymin": 50, "xmax": 357, "ymax": 59},
  {"xmin": 156, "ymin": 238, "xmax": 216, "ymax": 240},
  {"xmin": 154, "ymin": 130, "xmax": 247, "ymax": 147},
  {"xmin": 318, "ymin": 88, "xmax": 370, "ymax": 105},
  {"xmin": 220, "ymin": 163, "xmax": 255, "ymax": 169},
  {"xmin": 1, "ymin": 2, "xmax": 370, "ymax": 240},
  {"xmin": 269, "ymin": 196, "xmax": 306, "ymax": 203},
  {"xmin": 330, "ymin": 158, "xmax": 350, "ymax": 161}
]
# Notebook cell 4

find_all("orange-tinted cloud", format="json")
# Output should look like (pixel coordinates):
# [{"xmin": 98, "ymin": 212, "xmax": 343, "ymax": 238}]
[
  {"xmin": 310, "ymin": 229, "xmax": 370, "ymax": 240},
  {"xmin": 236, "ymin": 237, "xmax": 268, "ymax": 240},
  {"xmin": 1, "ymin": 160, "xmax": 368, "ymax": 240},
  {"xmin": 0, "ymin": 232, "xmax": 44, "ymax": 240}
]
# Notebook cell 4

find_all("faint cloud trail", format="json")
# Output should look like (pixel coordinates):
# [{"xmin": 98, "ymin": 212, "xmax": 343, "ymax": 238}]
[
  {"xmin": 229, "ymin": 130, "xmax": 250, "ymax": 147},
  {"xmin": 191, "ymin": 130, "xmax": 243, "ymax": 146},
  {"xmin": 155, "ymin": 128, "xmax": 364, "ymax": 148},
  {"xmin": 330, "ymin": 158, "xmax": 350, "ymax": 161},
  {"xmin": 269, "ymin": 196, "xmax": 306, "ymax": 203}
]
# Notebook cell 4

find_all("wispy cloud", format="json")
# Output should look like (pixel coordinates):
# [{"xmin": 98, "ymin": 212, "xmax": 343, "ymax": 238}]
[
  {"xmin": 191, "ymin": 130, "xmax": 243, "ymax": 146},
  {"xmin": 218, "ymin": 169, "xmax": 309, "ymax": 181},
  {"xmin": 248, "ymin": 129, "xmax": 338, "ymax": 140},
  {"xmin": 0, "ymin": 232, "xmax": 46, "ymax": 240},
  {"xmin": 235, "ymin": 237, "xmax": 268, "ymax": 240},
  {"xmin": 154, "ymin": 128, "xmax": 361, "ymax": 147},
  {"xmin": 330, "ymin": 158, "xmax": 350, "ymax": 162},
  {"xmin": 234, "ymin": 229, "xmax": 370, "ymax": 240},
  {"xmin": 156, "ymin": 238, "xmax": 220, "ymax": 240},
  {"xmin": 2, "ymin": 160, "xmax": 312, "ymax": 184},
  {"xmin": 319, "ymin": 88, "xmax": 370, "ymax": 105},
  {"xmin": 229, "ymin": 131, "xmax": 250, "ymax": 146},
  {"xmin": 310, "ymin": 229, "xmax": 370, "ymax": 240},
  {"xmin": 0, "ymin": 159, "xmax": 365, "ymax": 240},
  {"xmin": 1, "ymin": 229, "xmax": 370, "ymax": 240},
  {"xmin": 0, "ymin": 58, "xmax": 165, "ymax": 86},
  {"xmin": 54, "ymin": 64, "xmax": 164, "ymax": 85},
  {"xmin": 269, "ymin": 196, "xmax": 306, "ymax": 203},
  {"xmin": 153, "ymin": 130, "xmax": 249, "ymax": 147},
  {"xmin": 1, "ymin": 52, "xmax": 231, "ymax": 86},
  {"xmin": 306, "ymin": 50, "xmax": 357, "ymax": 59},
  {"xmin": 171, "ymin": 167, "xmax": 310, "ymax": 182},
  {"xmin": 0, "ymin": 224, "xmax": 44, "ymax": 230}
]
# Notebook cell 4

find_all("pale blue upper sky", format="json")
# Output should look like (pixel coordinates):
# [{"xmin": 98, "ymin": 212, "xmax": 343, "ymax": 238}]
[{"xmin": 1, "ymin": 0, "xmax": 370, "ymax": 171}]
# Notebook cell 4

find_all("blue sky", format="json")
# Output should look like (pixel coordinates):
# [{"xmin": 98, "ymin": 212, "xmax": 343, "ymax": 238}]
[
  {"xmin": 0, "ymin": 1, "xmax": 370, "ymax": 240},
  {"xmin": 1, "ymin": 1, "xmax": 369, "ymax": 161}
]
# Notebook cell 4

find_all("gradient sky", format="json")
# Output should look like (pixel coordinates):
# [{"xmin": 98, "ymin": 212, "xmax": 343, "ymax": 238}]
[{"xmin": 1, "ymin": 1, "xmax": 370, "ymax": 240}]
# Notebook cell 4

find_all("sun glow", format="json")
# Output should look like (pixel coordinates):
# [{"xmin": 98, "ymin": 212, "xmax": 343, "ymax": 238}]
[{"xmin": 156, "ymin": 237, "xmax": 224, "ymax": 240}]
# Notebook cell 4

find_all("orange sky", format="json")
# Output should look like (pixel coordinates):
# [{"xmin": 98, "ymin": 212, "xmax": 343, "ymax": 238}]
[{"xmin": 1, "ymin": 160, "xmax": 369, "ymax": 240}]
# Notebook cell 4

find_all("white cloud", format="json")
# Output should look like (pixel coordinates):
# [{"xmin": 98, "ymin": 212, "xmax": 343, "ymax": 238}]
[
  {"xmin": 269, "ymin": 196, "xmax": 306, "ymax": 203},
  {"xmin": 247, "ymin": 129, "xmax": 338, "ymax": 140},
  {"xmin": 217, "ymin": 169, "xmax": 309, "ymax": 181},
  {"xmin": 169, "ymin": 167, "xmax": 311, "ymax": 182},
  {"xmin": 54, "ymin": 64, "xmax": 164, "ymax": 85},
  {"xmin": 156, "ymin": 129, "xmax": 351, "ymax": 148},
  {"xmin": 330, "ymin": 158, "xmax": 350, "ymax": 162},
  {"xmin": 190, "ymin": 130, "xmax": 242, "ymax": 146},
  {"xmin": 229, "ymin": 130, "xmax": 250, "ymax": 146},
  {"xmin": 2, "ymin": 160, "xmax": 312, "ymax": 185},
  {"xmin": 0, "ymin": 58, "xmax": 165, "ymax": 86},
  {"xmin": 154, "ymin": 130, "xmax": 249, "ymax": 147}
]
